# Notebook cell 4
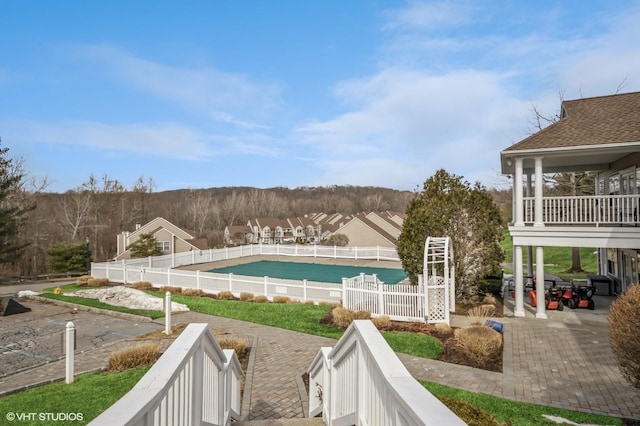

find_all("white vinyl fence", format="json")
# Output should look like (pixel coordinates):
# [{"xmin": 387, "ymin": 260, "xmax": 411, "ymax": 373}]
[
  {"xmin": 90, "ymin": 323, "xmax": 241, "ymax": 426},
  {"xmin": 308, "ymin": 320, "xmax": 465, "ymax": 425}
]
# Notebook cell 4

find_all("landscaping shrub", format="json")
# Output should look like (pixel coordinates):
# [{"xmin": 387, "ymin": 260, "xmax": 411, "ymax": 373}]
[
  {"xmin": 331, "ymin": 307, "xmax": 354, "ymax": 329},
  {"xmin": 54, "ymin": 287, "xmax": 63, "ymax": 295},
  {"xmin": 76, "ymin": 275, "xmax": 92, "ymax": 286},
  {"xmin": 371, "ymin": 315, "xmax": 391, "ymax": 329},
  {"xmin": 181, "ymin": 288, "xmax": 205, "ymax": 297},
  {"xmin": 217, "ymin": 337, "xmax": 247, "ymax": 357},
  {"xmin": 454, "ymin": 325, "xmax": 502, "ymax": 360},
  {"xmin": 273, "ymin": 295, "xmax": 291, "ymax": 304},
  {"xmin": 304, "ymin": 300, "xmax": 315, "ymax": 305},
  {"xmin": 608, "ymin": 284, "xmax": 640, "ymax": 389},
  {"xmin": 131, "ymin": 281, "xmax": 153, "ymax": 291},
  {"xmin": 253, "ymin": 295, "xmax": 268, "ymax": 303},
  {"xmin": 239, "ymin": 292, "xmax": 254, "ymax": 301},
  {"xmin": 108, "ymin": 343, "xmax": 160, "ymax": 372},
  {"xmin": 467, "ymin": 305, "xmax": 495, "ymax": 326},
  {"xmin": 435, "ymin": 323, "xmax": 452, "ymax": 333},
  {"xmin": 87, "ymin": 277, "xmax": 109, "ymax": 287},
  {"xmin": 159, "ymin": 286, "xmax": 182, "ymax": 294},
  {"xmin": 217, "ymin": 290, "xmax": 234, "ymax": 300}
]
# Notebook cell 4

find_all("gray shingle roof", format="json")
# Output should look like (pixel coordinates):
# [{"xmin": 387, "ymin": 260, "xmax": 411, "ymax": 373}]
[{"xmin": 504, "ymin": 91, "xmax": 640, "ymax": 152}]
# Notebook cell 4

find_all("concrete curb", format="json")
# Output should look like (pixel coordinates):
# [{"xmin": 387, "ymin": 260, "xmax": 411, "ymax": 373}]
[{"xmin": 241, "ymin": 335, "xmax": 259, "ymax": 421}]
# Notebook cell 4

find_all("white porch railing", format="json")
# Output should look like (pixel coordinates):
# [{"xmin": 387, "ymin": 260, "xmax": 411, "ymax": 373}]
[
  {"xmin": 523, "ymin": 194, "xmax": 640, "ymax": 225},
  {"xmin": 308, "ymin": 320, "xmax": 465, "ymax": 425},
  {"xmin": 89, "ymin": 323, "xmax": 241, "ymax": 426}
]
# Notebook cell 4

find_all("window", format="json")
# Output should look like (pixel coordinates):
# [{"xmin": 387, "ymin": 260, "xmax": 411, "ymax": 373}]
[{"xmin": 157, "ymin": 241, "xmax": 170, "ymax": 252}]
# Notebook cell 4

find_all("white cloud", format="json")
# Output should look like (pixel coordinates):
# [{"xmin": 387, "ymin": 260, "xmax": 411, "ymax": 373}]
[
  {"xmin": 383, "ymin": 1, "xmax": 476, "ymax": 31},
  {"xmin": 75, "ymin": 44, "xmax": 280, "ymax": 128},
  {"xmin": 5, "ymin": 119, "xmax": 212, "ymax": 160}
]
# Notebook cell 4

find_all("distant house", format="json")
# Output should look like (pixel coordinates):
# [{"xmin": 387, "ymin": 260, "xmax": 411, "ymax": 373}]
[
  {"xmin": 223, "ymin": 211, "xmax": 404, "ymax": 247},
  {"xmin": 500, "ymin": 91, "xmax": 640, "ymax": 319},
  {"xmin": 115, "ymin": 217, "xmax": 208, "ymax": 260}
]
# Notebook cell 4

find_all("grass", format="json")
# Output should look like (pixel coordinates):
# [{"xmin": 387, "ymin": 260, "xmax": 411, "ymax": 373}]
[
  {"xmin": 40, "ymin": 284, "xmax": 166, "ymax": 319},
  {"xmin": 0, "ymin": 366, "xmax": 150, "ymax": 425},
  {"xmin": 500, "ymin": 230, "xmax": 598, "ymax": 280},
  {"xmin": 31, "ymin": 283, "xmax": 623, "ymax": 425},
  {"xmin": 382, "ymin": 331, "xmax": 443, "ymax": 359},
  {"xmin": 422, "ymin": 381, "xmax": 621, "ymax": 426}
]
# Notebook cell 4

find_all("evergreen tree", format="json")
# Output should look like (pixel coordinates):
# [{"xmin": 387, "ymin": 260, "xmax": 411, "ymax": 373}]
[
  {"xmin": 128, "ymin": 233, "xmax": 163, "ymax": 258},
  {"xmin": 397, "ymin": 169, "xmax": 504, "ymax": 296},
  {"xmin": 0, "ymin": 139, "xmax": 32, "ymax": 264},
  {"xmin": 47, "ymin": 241, "xmax": 91, "ymax": 273}
]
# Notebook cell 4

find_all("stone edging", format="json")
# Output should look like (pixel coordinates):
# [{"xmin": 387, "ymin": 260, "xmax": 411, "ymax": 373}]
[{"xmin": 26, "ymin": 295, "xmax": 155, "ymax": 322}]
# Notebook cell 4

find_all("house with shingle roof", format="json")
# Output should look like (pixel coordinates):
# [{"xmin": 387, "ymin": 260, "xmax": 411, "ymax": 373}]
[
  {"xmin": 500, "ymin": 91, "xmax": 640, "ymax": 319},
  {"xmin": 115, "ymin": 217, "xmax": 208, "ymax": 260}
]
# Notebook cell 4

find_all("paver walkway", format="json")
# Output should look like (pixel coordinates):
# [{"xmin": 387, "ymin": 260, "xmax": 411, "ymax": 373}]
[{"xmin": 1, "ymin": 297, "xmax": 639, "ymax": 422}]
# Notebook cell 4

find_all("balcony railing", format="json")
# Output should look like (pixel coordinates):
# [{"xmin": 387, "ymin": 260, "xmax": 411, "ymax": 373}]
[{"xmin": 523, "ymin": 194, "xmax": 640, "ymax": 225}]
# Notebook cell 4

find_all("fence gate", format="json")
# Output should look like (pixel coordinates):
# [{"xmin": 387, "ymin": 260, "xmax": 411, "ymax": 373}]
[{"xmin": 423, "ymin": 236, "xmax": 455, "ymax": 325}]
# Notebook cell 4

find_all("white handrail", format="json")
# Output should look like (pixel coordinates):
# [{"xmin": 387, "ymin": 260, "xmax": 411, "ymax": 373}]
[
  {"xmin": 523, "ymin": 194, "xmax": 640, "ymax": 225},
  {"xmin": 308, "ymin": 320, "xmax": 465, "ymax": 425},
  {"xmin": 89, "ymin": 323, "xmax": 241, "ymax": 426}
]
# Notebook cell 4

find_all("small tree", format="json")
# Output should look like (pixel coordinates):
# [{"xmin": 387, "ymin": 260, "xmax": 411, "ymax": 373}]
[
  {"xmin": 325, "ymin": 233, "xmax": 349, "ymax": 247},
  {"xmin": 0, "ymin": 139, "xmax": 33, "ymax": 265},
  {"xmin": 397, "ymin": 169, "xmax": 504, "ymax": 296},
  {"xmin": 128, "ymin": 233, "xmax": 162, "ymax": 258},
  {"xmin": 47, "ymin": 241, "xmax": 92, "ymax": 273},
  {"xmin": 608, "ymin": 284, "xmax": 640, "ymax": 389}
]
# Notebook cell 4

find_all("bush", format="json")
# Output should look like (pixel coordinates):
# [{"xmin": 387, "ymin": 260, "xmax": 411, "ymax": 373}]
[
  {"xmin": 131, "ymin": 281, "xmax": 153, "ymax": 291},
  {"xmin": 217, "ymin": 291, "xmax": 234, "ymax": 300},
  {"xmin": 304, "ymin": 300, "xmax": 316, "ymax": 305},
  {"xmin": 217, "ymin": 337, "xmax": 247, "ymax": 357},
  {"xmin": 239, "ymin": 292, "xmax": 254, "ymax": 301},
  {"xmin": 608, "ymin": 284, "xmax": 640, "ymax": 388},
  {"xmin": 272, "ymin": 295, "xmax": 291, "ymax": 304},
  {"xmin": 253, "ymin": 295, "xmax": 268, "ymax": 303},
  {"xmin": 87, "ymin": 277, "xmax": 109, "ymax": 287},
  {"xmin": 454, "ymin": 325, "xmax": 502, "ymax": 360},
  {"xmin": 108, "ymin": 343, "xmax": 160, "ymax": 372},
  {"xmin": 159, "ymin": 286, "xmax": 182, "ymax": 294},
  {"xmin": 76, "ymin": 275, "xmax": 92, "ymax": 286},
  {"xmin": 330, "ymin": 307, "xmax": 371, "ymax": 329},
  {"xmin": 372, "ymin": 315, "xmax": 391, "ymax": 329},
  {"xmin": 467, "ymin": 305, "xmax": 495, "ymax": 326},
  {"xmin": 182, "ymin": 288, "xmax": 205, "ymax": 297}
]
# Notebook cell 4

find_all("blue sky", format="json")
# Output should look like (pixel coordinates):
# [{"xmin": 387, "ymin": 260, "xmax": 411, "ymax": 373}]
[{"xmin": 3, "ymin": 1, "xmax": 640, "ymax": 193}]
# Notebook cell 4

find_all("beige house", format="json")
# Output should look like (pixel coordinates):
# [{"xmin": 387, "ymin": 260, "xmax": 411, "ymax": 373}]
[
  {"xmin": 501, "ymin": 91, "xmax": 640, "ymax": 319},
  {"xmin": 115, "ymin": 217, "xmax": 207, "ymax": 260},
  {"xmin": 223, "ymin": 211, "xmax": 404, "ymax": 247}
]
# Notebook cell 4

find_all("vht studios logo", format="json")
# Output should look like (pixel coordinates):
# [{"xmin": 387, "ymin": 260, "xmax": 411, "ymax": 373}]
[{"xmin": 5, "ymin": 412, "xmax": 84, "ymax": 422}]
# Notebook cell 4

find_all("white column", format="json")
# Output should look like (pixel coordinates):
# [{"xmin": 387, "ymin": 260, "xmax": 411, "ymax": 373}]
[
  {"xmin": 534, "ymin": 157, "xmax": 545, "ymax": 227},
  {"xmin": 514, "ymin": 245, "xmax": 525, "ymax": 317},
  {"xmin": 535, "ymin": 246, "xmax": 547, "ymax": 319},
  {"xmin": 514, "ymin": 158, "xmax": 525, "ymax": 226},
  {"xmin": 526, "ymin": 173, "xmax": 534, "ymax": 285}
]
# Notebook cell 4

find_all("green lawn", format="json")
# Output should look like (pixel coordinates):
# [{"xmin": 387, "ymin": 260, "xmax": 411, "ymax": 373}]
[
  {"xmin": 0, "ymin": 367, "xmax": 149, "ymax": 425},
  {"xmin": 500, "ymin": 230, "xmax": 598, "ymax": 280},
  {"xmin": 30, "ymin": 283, "xmax": 622, "ymax": 425}
]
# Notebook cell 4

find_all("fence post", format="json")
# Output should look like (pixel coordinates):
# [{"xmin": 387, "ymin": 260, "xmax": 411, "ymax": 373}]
[
  {"xmin": 303, "ymin": 279, "xmax": 307, "ymax": 302},
  {"xmin": 342, "ymin": 278, "xmax": 347, "ymax": 306},
  {"xmin": 140, "ymin": 266, "xmax": 145, "ymax": 283},
  {"xmin": 122, "ymin": 259, "xmax": 127, "ymax": 285},
  {"xmin": 196, "ymin": 270, "xmax": 200, "ymax": 290},
  {"xmin": 377, "ymin": 282, "xmax": 384, "ymax": 316},
  {"xmin": 165, "ymin": 292, "xmax": 172, "ymax": 335},
  {"xmin": 65, "ymin": 321, "xmax": 75, "ymax": 384},
  {"xmin": 264, "ymin": 276, "xmax": 268, "ymax": 298}
]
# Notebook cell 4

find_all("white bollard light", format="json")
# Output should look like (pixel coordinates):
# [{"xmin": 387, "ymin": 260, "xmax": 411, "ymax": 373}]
[
  {"xmin": 65, "ymin": 321, "xmax": 75, "ymax": 384},
  {"xmin": 165, "ymin": 291, "xmax": 171, "ymax": 335}
]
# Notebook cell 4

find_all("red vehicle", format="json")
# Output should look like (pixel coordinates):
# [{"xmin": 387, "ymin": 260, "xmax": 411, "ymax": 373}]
[
  {"xmin": 529, "ymin": 285, "xmax": 566, "ymax": 310},
  {"xmin": 563, "ymin": 283, "xmax": 596, "ymax": 310}
]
